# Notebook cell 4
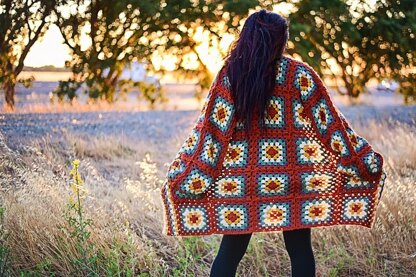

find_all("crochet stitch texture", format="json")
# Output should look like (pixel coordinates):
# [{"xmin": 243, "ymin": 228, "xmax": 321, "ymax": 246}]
[{"xmin": 160, "ymin": 56, "xmax": 387, "ymax": 236}]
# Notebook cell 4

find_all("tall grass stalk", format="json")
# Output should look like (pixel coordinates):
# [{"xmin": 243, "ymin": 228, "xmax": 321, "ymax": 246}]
[
  {"xmin": 0, "ymin": 207, "xmax": 11, "ymax": 277},
  {"xmin": 61, "ymin": 159, "xmax": 94, "ymax": 275}
]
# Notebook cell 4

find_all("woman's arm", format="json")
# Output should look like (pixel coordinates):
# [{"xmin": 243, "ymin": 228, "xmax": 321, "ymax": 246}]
[
  {"xmin": 165, "ymin": 66, "xmax": 237, "ymax": 198},
  {"xmin": 295, "ymin": 63, "xmax": 384, "ymax": 184}
]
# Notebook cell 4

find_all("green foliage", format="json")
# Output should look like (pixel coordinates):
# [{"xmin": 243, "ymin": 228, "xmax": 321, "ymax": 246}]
[
  {"xmin": 396, "ymin": 73, "xmax": 416, "ymax": 104},
  {"xmin": 53, "ymin": 78, "xmax": 82, "ymax": 102},
  {"xmin": 17, "ymin": 76, "xmax": 35, "ymax": 89},
  {"xmin": 18, "ymin": 259, "xmax": 56, "ymax": 277},
  {"xmin": 138, "ymin": 82, "xmax": 167, "ymax": 109},
  {"xmin": 53, "ymin": 0, "xmax": 163, "ymax": 105},
  {"xmin": 118, "ymin": 79, "xmax": 168, "ymax": 109},
  {"xmin": 0, "ymin": 0, "xmax": 62, "ymax": 108},
  {"xmin": 0, "ymin": 207, "xmax": 11, "ymax": 277},
  {"xmin": 321, "ymin": 247, "xmax": 353, "ymax": 277},
  {"xmin": 287, "ymin": 0, "xmax": 415, "ymax": 99},
  {"xmin": 171, "ymin": 237, "xmax": 207, "ymax": 277},
  {"xmin": 244, "ymin": 235, "xmax": 270, "ymax": 277}
]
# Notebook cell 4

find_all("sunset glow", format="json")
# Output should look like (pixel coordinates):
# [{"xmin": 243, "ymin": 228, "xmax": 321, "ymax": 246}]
[
  {"xmin": 24, "ymin": 4, "xmax": 291, "ymax": 71},
  {"xmin": 24, "ymin": 24, "xmax": 71, "ymax": 68},
  {"xmin": 25, "ymin": 22, "xmax": 237, "ymax": 74}
]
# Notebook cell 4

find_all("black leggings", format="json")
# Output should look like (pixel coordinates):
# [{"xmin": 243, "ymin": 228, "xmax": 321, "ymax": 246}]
[{"xmin": 209, "ymin": 228, "xmax": 315, "ymax": 277}]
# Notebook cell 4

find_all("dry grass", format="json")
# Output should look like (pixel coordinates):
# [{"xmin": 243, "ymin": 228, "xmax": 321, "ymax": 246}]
[
  {"xmin": 1, "ymin": 98, "xmax": 154, "ymax": 114},
  {"xmin": 0, "ymin": 119, "xmax": 415, "ymax": 276}
]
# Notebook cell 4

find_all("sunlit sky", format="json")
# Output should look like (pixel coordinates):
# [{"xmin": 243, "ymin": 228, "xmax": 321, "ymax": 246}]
[
  {"xmin": 24, "ymin": 3, "xmax": 296, "ymax": 72},
  {"xmin": 25, "ymin": 24, "xmax": 71, "ymax": 68}
]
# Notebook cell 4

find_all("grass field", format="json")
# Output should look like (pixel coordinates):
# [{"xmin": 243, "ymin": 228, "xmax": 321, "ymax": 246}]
[{"xmin": 0, "ymin": 103, "xmax": 415, "ymax": 276}]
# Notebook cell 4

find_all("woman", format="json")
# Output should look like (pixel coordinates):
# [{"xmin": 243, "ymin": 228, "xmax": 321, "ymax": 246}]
[{"xmin": 160, "ymin": 9, "xmax": 386, "ymax": 277}]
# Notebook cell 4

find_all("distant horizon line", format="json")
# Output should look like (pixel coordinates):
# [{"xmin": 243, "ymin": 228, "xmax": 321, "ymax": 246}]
[{"xmin": 23, "ymin": 65, "xmax": 69, "ymax": 72}]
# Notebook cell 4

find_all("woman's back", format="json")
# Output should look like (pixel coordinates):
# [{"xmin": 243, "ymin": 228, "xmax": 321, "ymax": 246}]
[{"xmin": 160, "ymin": 55, "xmax": 386, "ymax": 236}]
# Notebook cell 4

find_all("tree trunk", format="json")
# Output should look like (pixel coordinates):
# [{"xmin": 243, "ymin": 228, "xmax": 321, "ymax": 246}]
[{"xmin": 3, "ymin": 80, "xmax": 15, "ymax": 110}]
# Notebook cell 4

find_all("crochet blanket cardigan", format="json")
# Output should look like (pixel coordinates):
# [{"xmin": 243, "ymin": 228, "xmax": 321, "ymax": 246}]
[{"xmin": 160, "ymin": 56, "xmax": 387, "ymax": 237}]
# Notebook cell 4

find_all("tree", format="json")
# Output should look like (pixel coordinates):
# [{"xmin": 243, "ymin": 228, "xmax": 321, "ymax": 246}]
[
  {"xmin": 53, "ymin": 0, "xmax": 259, "ymax": 103},
  {"xmin": 0, "ymin": 0, "xmax": 59, "ymax": 109},
  {"xmin": 53, "ymin": 0, "xmax": 164, "ymax": 103},
  {"xmin": 150, "ymin": 0, "xmax": 259, "ymax": 99},
  {"xmin": 287, "ymin": 0, "xmax": 415, "ymax": 99}
]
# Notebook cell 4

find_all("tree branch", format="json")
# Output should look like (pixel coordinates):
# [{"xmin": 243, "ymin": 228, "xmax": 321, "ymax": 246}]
[{"xmin": 16, "ymin": 17, "xmax": 47, "ymax": 74}]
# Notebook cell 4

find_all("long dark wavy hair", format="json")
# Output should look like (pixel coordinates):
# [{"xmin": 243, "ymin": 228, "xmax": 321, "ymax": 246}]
[{"xmin": 224, "ymin": 10, "xmax": 289, "ymax": 130}]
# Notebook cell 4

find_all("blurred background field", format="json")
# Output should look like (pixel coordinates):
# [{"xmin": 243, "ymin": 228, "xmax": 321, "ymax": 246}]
[{"xmin": 0, "ymin": 0, "xmax": 415, "ymax": 276}]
